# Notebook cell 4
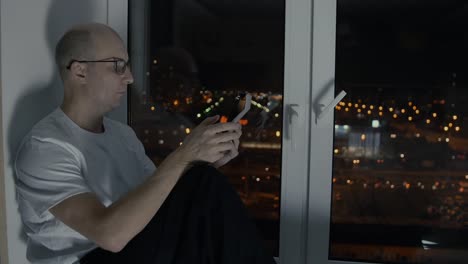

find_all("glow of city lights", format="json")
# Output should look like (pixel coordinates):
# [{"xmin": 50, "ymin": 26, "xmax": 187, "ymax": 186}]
[
  {"xmin": 372, "ymin": 120, "xmax": 380, "ymax": 128},
  {"xmin": 400, "ymin": 153, "xmax": 405, "ymax": 158},
  {"xmin": 150, "ymin": 106, "xmax": 155, "ymax": 111},
  {"xmin": 334, "ymin": 149, "xmax": 339, "ymax": 154},
  {"xmin": 219, "ymin": 97, "xmax": 224, "ymax": 102},
  {"xmin": 361, "ymin": 134, "xmax": 366, "ymax": 141},
  {"xmin": 415, "ymin": 110, "xmax": 420, "ymax": 114},
  {"xmin": 348, "ymin": 103, "xmax": 352, "ymax": 107},
  {"xmin": 437, "ymin": 137, "xmax": 442, "ymax": 142},
  {"xmin": 345, "ymin": 108, "xmax": 350, "ymax": 112},
  {"xmin": 426, "ymin": 119, "xmax": 431, "ymax": 124},
  {"xmin": 455, "ymin": 126, "xmax": 460, "ymax": 132},
  {"xmin": 343, "ymin": 125, "xmax": 350, "ymax": 130},
  {"xmin": 453, "ymin": 115, "xmax": 458, "ymax": 120},
  {"xmin": 465, "ymin": 175, "xmax": 468, "ymax": 180},
  {"xmin": 197, "ymin": 113, "xmax": 202, "ymax": 118},
  {"xmin": 355, "ymin": 104, "xmax": 359, "ymax": 108},
  {"xmin": 412, "ymin": 106, "xmax": 417, "ymax": 111},
  {"xmin": 256, "ymin": 177, "xmax": 261, "ymax": 182},
  {"xmin": 367, "ymin": 110, "xmax": 372, "ymax": 115},
  {"xmin": 379, "ymin": 112, "xmax": 383, "ymax": 116},
  {"xmin": 379, "ymin": 106, "xmax": 383, "ymax": 111},
  {"xmin": 432, "ymin": 113, "xmax": 437, "ymax": 118},
  {"xmin": 390, "ymin": 184, "xmax": 395, "ymax": 189},
  {"xmin": 173, "ymin": 100, "xmax": 179, "ymax": 106},
  {"xmin": 158, "ymin": 139, "xmax": 164, "ymax": 145},
  {"xmin": 357, "ymin": 109, "xmax": 362, "ymax": 113},
  {"xmin": 362, "ymin": 104, "xmax": 366, "ymax": 109},
  {"xmin": 370, "ymin": 105, "xmax": 374, "ymax": 109},
  {"xmin": 460, "ymin": 187, "xmax": 464, "ymax": 193},
  {"xmin": 443, "ymin": 126, "xmax": 449, "ymax": 131},
  {"xmin": 408, "ymin": 116, "xmax": 413, "ymax": 121},
  {"xmin": 445, "ymin": 138, "xmax": 450, "ymax": 143},
  {"xmin": 449, "ymin": 123, "xmax": 453, "ymax": 127},
  {"xmin": 416, "ymin": 133, "xmax": 420, "ymax": 138},
  {"xmin": 390, "ymin": 134, "xmax": 397, "ymax": 139},
  {"xmin": 393, "ymin": 114, "xmax": 398, "ymax": 119},
  {"xmin": 401, "ymin": 109, "xmax": 406, "ymax": 114},
  {"xmin": 265, "ymin": 167, "xmax": 270, "ymax": 172},
  {"xmin": 153, "ymin": 59, "xmax": 158, "ymax": 64},
  {"xmin": 179, "ymin": 142, "xmax": 183, "ymax": 146},
  {"xmin": 389, "ymin": 107, "xmax": 394, "ymax": 112},
  {"xmin": 347, "ymin": 179, "xmax": 351, "ymax": 184},
  {"xmin": 274, "ymin": 113, "xmax": 279, "ymax": 118},
  {"xmin": 405, "ymin": 183, "xmax": 411, "ymax": 189},
  {"xmin": 408, "ymin": 101, "xmax": 413, "ymax": 106},
  {"xmin": 185, "ymin": 128, "xmax": 191, "ymax": 134},
  {"xmin": 275, "ymin": 131, "xmax": 281, "ymax": 137}
]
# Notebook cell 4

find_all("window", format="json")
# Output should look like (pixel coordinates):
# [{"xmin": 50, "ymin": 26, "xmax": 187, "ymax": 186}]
[
  {"xmin": 308, "ymin": 0, "xmax": 468, "ymax": 263},
  {"xmin": 128, "ymin": 0, "xmax": 288, "ymax": 257}
]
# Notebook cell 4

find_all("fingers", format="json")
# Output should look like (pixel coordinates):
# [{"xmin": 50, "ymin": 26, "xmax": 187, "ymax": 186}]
[
  {"xmin": 206, "ymin": 122, "xmax": 241, "ymax": 135},
  {"xmin": 207, "ymin": 130, "xmax": 242, "ymax": 144}
]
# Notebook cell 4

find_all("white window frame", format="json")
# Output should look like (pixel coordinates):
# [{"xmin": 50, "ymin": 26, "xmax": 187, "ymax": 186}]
[{"xmin": 119, "ymin": 0, "xmax": 329, "ymax": 263}]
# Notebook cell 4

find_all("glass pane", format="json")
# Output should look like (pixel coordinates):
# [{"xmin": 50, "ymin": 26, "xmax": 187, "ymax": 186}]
[
  {"xmin": 128, "ymin": 0, "xmax": 285, "ymax": 256},
  {"xmin": 330, "ymin": 1, "xmax": 468, "ymax": 263}
]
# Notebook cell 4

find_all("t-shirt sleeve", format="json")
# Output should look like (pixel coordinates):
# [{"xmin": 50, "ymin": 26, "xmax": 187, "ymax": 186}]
[{"xmin": 14, "ymin": 137, "xmax": 92, "ymax": 218}]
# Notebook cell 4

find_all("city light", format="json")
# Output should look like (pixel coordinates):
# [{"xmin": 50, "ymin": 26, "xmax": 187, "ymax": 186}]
[
  {"xmin": 408, "ymin": 116, "xmax": 413, "ymax": 121},
  {"xmin": 196, "ymin": 113, "xmax": 201, "ymax": 118},
  {"xmin": 150, "ymin": 106, "xmax": 155, "ymax": 111},
  {"xmin": 361, "ymin": 134, "xmax": 366, "ymax": 141},
  {"xmin": 401, "ymin": 109, "xmax": 406, "ymax": 113},
  {"xmin": 453, "ymin": 115, "xmax": 458, "ymax": 120},
  {"xmin": 275, "ymin": 131, "xmax": 281, "ymax": 137},
  {"xmin": 334, "ymin": 149, "xmax": 339, "ymax": 154},
  {"xmin": 426, "ymin": 119, "xmax": 431, "ymax": 124},
  {"xmin": 443, "ymin": 126, "xmax": 449, "ymax": 131},
  {"xmin": 372, "ymin": 120, "xmax": 380, "ymax": 128},
  {"xmin": 455, "ymin": 126, "xmax": 460, "ymax": 132},
  {"xmin": 185, "ymin": 128, "xmax": 191, "ymax": 134},
  {"xmin": 390, "ymin": 134, "xmax": 397, "ymax": 139},
  {"xmin": 432, "ymin": 113, "xmax": 437, "ymax": 118}
]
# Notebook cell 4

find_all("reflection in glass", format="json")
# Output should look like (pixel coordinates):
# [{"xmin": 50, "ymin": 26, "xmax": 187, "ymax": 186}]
[
  {"xmin": 128, "ymin": 0, "xmax": 285, "ymax": 257},
  {"xmin": 330, "ymin": 1, "xmax": 468, "ymax": 263}
]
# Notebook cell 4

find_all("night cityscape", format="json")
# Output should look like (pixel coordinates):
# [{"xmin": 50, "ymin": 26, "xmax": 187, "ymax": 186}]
[{"xmin": 128, "ymin": 0, "xmax": 468, "ymax": 262}]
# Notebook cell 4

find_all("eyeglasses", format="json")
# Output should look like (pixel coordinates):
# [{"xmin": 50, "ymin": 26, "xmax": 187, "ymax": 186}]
[{"xmin": 66, "ymin": 58, "xmax": 130, "ymax": 75}]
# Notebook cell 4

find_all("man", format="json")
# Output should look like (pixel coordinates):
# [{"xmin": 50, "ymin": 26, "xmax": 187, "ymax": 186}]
[{"xmin": 15, "ymin": 23, "xmax": 274, "ymax": 264}]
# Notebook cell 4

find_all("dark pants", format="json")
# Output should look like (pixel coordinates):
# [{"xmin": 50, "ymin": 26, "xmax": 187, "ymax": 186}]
[{"xmin": 80, "ymin": 164, "xmax": 275, "ymax": 264}]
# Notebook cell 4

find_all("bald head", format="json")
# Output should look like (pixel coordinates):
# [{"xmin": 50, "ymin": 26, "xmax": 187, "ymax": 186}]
[{"xmin": 55, "ymin": 23, "xmax": 121, "ymax": 80}]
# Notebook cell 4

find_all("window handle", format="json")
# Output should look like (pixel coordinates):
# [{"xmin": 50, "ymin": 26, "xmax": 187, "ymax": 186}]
[
  {"xmin": 285, "ymin": 104, "xmax": 299, "ymax": 140},
  {"xmin": 316, "ymin": 90, "xmax": 347, "ymax": 123}
]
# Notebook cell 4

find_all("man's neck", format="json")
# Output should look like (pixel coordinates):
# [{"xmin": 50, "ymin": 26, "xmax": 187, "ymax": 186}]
[{"xmin": 60, "ymin": 101, "xmax": 105, "ymax": 133}]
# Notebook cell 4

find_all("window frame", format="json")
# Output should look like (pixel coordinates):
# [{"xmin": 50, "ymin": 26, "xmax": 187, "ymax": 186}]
[{"xmin": 123, "ymin": 0, "xmax": 318, "ymax": 263}]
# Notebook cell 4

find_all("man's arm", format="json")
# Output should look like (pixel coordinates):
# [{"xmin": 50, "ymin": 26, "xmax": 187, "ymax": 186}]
[{"xmin": 50, "ymin": 116, "xmax": 242, "ymax": 253}]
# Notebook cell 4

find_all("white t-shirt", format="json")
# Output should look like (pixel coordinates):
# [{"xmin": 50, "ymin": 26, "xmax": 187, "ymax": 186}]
[{"xmin": 14, "ymin": 108, "xmax": 156, "ymax": 264}]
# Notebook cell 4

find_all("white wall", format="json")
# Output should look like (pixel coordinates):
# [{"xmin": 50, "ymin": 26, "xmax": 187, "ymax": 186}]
[{"xmin": 0, "ymin": 0, "xmax": 127, "ymax": 262}]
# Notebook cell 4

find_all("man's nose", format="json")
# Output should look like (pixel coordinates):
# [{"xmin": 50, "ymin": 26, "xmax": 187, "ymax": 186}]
[{"xmin": 124, "ymin": 68, "xmax": 134, "ymax": 85}]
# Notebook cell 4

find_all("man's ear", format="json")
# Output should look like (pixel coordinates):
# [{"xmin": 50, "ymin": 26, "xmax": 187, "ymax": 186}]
[{"xmin": 69, "ymin": 61, "xmax": 87, "ymax": 83}]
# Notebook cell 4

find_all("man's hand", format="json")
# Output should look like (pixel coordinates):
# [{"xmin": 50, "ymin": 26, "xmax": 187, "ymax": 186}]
[{"xmin": 177, "ymin": 115, "xmax": 242, "ymax": 167}]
